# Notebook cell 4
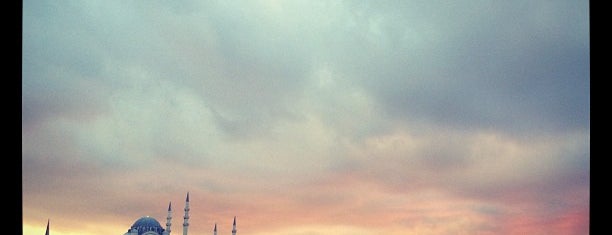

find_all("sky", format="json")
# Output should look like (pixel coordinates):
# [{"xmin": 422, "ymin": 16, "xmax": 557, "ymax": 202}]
[{"xmin": 22, "ymin": 1, "xmax": 589, "ymax": 235}]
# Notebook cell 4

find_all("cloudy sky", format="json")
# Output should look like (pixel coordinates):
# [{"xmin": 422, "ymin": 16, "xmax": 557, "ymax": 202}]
[{"xmin": 22, "ymin": 1, "xmax": 589, "ymax": 234}]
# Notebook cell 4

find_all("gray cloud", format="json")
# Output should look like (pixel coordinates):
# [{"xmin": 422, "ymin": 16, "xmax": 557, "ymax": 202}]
[
  {"xmin": 23, "ymin": 1, "xmax": 589, "ymax": 234},
  {"xmin": 23, "ymin": 0, "xmax": 589, "ymax": 140},
  {"xmin": 313, "ymin": 0, "xmax": 590, "ymax": 134}
]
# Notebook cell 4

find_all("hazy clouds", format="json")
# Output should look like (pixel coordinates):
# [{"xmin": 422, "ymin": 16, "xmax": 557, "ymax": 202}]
[{"xmin": 23, "ymin": 1, "xmax": 589, "ymax": 234}]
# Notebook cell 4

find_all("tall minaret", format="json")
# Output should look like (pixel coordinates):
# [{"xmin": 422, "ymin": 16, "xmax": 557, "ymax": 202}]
[
  {"xmin": 213, "ymin": 223, "xmax": 217, "ymax": 235},
  {"xmin": 45, "ymin": 219, "xmax": 49, "ymax": 235},
  {"xmin": 182, "ymin": 192, "xmax": 190, "ymax": 235},
  {"xmin": 232, "ymin": 216, "xmax": 237, "ymax": 235},
  {"xmin": 163, "ymin": 202, "xmax": 172, "ymax": 235}
]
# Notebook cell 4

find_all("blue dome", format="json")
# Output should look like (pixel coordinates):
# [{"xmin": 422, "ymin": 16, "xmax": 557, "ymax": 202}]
[{"xmin": 130, "ymin": 216, "xmax": 165, "ymax": 235}]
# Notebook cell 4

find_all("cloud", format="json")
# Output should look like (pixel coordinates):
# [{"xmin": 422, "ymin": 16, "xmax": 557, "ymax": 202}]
[
  {"xmin": 22, "ymin": 0, "xmax": 589, "ymax": 234},
  {"xmin": 331, "ymin": 127, "xmax": 589, "ymax": 197},
  {"xmin": 315, "ymin": 0, "xmax": 589, "ymax": 134}
]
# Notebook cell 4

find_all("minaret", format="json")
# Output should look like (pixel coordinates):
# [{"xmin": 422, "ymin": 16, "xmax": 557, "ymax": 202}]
[
  {"xmin": 232, "ymin": 216, "xmax": 237, "ymax": 235},
  {"xmin": 163, "ymin": 202, "xmax": 172, "ymax": 235},
  {"xmin": 182, "ymin": 192, "xmax": 190, "ymax": 235},
  {"xmin": 213, "ymin": 223, "xmax": 217, "ymax": 235},
  {"xmin": 45, "ymin": 219, "xmax": 49, "ymax": 235}
]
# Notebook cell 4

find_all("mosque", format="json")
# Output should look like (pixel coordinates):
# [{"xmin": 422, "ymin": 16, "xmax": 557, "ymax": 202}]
[
  {"xmin": 124, "ymin": 192, "xmax": 237, "ymax": 235},
  {"xmin": 43, "ymin": 192, "xmax": 237, "ymax": 235}
]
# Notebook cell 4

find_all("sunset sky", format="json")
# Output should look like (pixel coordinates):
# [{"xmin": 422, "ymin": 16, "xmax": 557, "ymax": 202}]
[{"xmin": 22, "ymin": 1, "xmax": 589, "ymax": 235}]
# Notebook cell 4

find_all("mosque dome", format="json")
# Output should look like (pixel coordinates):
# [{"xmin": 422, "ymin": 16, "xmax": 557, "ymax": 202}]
[{"xmin": 130, "ymin": 216, "xmax": 165, "ymax": 235}]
